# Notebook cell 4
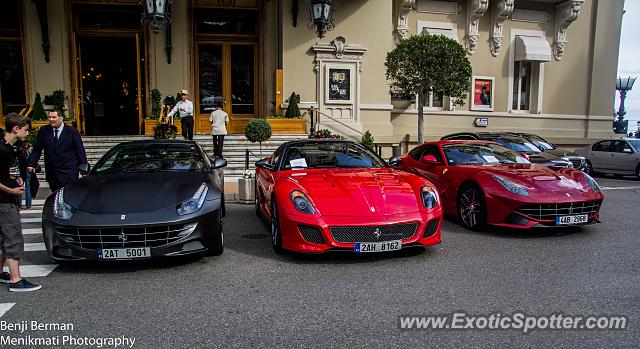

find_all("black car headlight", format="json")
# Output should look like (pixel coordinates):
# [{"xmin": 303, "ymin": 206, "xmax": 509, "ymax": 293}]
[
  {"xmin": 290, "ymin": 190, "xmax": 316, "ymax": 214},
  {"xmin": 583, "ymin": 173, "xmax": 601, "ymax": 193},
  {"xmin": 177, "ymin": 183, "xmax": 209, "ymax": 216},
  {"xmin": 492, "ymin": 175, "xmax": 529, "ymax": 196},
  {"xmin": 53, "ymin": 188, "xmax": 75, "ymax": 220},
  {"xmin": 421, "ymin": 186, "xmax": 439, "ymax": 209}
]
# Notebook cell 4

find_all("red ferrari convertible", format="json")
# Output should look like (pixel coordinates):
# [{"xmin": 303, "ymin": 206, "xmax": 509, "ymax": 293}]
[
  {"xmin": 254, "ymin": 140, "xmax": 442, "ymax": 253},
  {"xmin": 396, "ymin": 141, "xmax": 604, "ymax": 230}
]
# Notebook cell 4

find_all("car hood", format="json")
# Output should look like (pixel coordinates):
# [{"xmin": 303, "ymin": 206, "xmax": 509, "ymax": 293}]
[
  {"xmin": 64, "ymin": 172, "xmax": 208, "ymax": 214},
  {"xmin": 472, "ymin": 164, "xmax": 594, "ymax": 195},
  {"xmin": 284, "ymin": 168, "xmax": 422, "ymax": 216}
]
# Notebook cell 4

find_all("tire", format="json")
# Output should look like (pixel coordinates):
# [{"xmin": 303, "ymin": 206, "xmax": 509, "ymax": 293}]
[
  {"xmin": 206, "ymin": 209, "xmax": 224, "ymax": 256},
  {"xmin": 457, "ymin": 184, "xmax": 487, "ymax": 231},
  {"xmin": 270, "ymin": 198, "xmax": 285, "ymax": 254},
  {"xmin": 583, "ymin": 161, "xmax": 594, "ymax": 175},
  {"xmin": 636, "ymin": 165, "xmax": 640, "ymax": 181}
]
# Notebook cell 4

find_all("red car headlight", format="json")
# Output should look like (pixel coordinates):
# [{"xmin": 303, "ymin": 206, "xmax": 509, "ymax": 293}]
[
  {"xmin": 290, "ymin": 190, "xmax": 316, "ymax": 214},
  {"xmin": 421, "ymin": 186, "xmax": 439, "ymax": 209}
]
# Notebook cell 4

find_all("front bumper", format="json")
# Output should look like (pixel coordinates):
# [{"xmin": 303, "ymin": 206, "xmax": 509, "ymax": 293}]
[
  {"xmin": 43, "ymin": 211, "xmax": 219, "ymax": 261},
  {"xmin": 484, "ymin": 191, "xmax": 603, "ymax": 229},
  {"xmin": 277, "ymin": 210, "xmax": 443, "ymax": 253}
]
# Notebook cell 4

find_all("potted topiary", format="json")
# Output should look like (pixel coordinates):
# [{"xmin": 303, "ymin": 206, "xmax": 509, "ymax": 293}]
[
  {"xmin": 267, "ymin": 91, "xmax": 306, "ymax": 134},
  {"xmin": 30, "ymin": 92, "xmax": 49, "ymax": 129},
  {"xmin": 361, "ymin": 130, "xmax": 375, "ymax": 151},
  {"xmin": 144, "ymin": 89, "xmax": 163, "ymax": 135},
  {"xmin": 240, "ymin": 119, "xmax": 273, "ymax": 203}
]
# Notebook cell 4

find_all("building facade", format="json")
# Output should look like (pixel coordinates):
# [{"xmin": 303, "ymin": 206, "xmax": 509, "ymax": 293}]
[{"xmin": 0, "ymin": 0, "xmax": 625, "ymax": 149}]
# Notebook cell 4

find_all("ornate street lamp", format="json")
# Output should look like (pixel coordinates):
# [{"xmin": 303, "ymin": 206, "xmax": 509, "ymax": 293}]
[
  {"xmin": 143, "ymin": 0, "xmax": 172, "ymax": 34},
  {"xmin": 614, "ymin": 76, "xmax": 637, "ymax": 134},
  {"xmin": 304, "ymin": 0, "xmax": 337, "ymax": 38}
]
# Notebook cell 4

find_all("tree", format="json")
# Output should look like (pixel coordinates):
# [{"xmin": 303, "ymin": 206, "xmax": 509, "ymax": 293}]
[
  {"xmin": 386, "ymin": 35, "xmax": 472, "ymax": 143},
  {"xmin": 361, "ymin": 130, "xmax": 375, "ymax": 151},
  {"xmin": 244, "ymin": 119, "xmax": 272, "ymax": 155},
  {"xmin": 284, "ymin": 92, "xmax": 301, "ymax": 118},
  {"xmin": 31, "ymin": 92, "xmax": 47, "ymax": 121}
]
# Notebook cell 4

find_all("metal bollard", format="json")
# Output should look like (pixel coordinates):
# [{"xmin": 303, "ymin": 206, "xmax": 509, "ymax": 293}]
[{"xmin": 245, "ymin": 149, "xmax": 249, "ymax": 171}]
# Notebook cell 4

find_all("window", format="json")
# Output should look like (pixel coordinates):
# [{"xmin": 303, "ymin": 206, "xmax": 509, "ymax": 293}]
[
  {"xmin": 592, "ymin": 141, "xmax": 613, "ymax": 152},
  {"xmin": 509, "ymin": 31, "xmax": 550, "ymax": 114},
  {"xmin": 612, "ymin": 141, "xmax": 633, "ymax": 153},
  {"xmin": 421, "ymin": 145, "xmax": 444, "ymax": 163},
  {"xmin": 512, "ymin": 61, "xmax": 532, "ymax": 111},
  {"xmin": 409, "ymin": 147, "xmax": 425, "ymax": 161},
  {"xmin": 417, "ymin": 21, "xmax": 456, "ymax": 110}
]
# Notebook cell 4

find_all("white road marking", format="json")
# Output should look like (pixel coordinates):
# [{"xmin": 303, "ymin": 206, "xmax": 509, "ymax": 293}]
[
  {"xmin": 600, "ymin": 186, "xmax": 640, "ymax": 190},
  {"xmin": 20, "ymin": 218, "xmax": 42, "ymax": 223},
  {"xmin": 22, "ymin": 228, "xmax": 42, "ymax": 235},
  {"xmin": 20, "ymin": 209, "xmax": 43, "ymax": 215},
  {"xmin": 24, "ymin": 243, "xmax": 46, "ymax": 252},
  {"xmin": 0, "ymin": 303, "xmax": 16, "ymax": 318},
  {"xmin": 2, "ymin": 264, "xmax": 58, "ymax": 277}
]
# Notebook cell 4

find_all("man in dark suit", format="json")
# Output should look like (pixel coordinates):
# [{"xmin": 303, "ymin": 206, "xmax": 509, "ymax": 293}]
[{"xmin": 27, "ymin": 108, "xmax": 88, "ymax": 192}]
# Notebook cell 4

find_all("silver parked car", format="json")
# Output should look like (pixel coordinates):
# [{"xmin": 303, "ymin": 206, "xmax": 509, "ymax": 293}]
[{"xmin": 574, "ymin": 138, "xmax": 640, "ymax": 179}]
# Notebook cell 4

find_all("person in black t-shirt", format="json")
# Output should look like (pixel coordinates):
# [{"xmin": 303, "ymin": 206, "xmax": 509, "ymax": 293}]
[{"xmin": 0, "ymin": 113, "xmax": 41, "ymax": 292}]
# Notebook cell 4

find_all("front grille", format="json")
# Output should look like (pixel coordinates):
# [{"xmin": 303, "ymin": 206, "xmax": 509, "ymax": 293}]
[
  {"xmin": 329, "ymin": 223, "xmax": 418, "ymax": 243},
  {"xmin": 569, "ymin": 159, "xmax": 583, "ymax": 168},
  {"xmin": 298, "ymin": 225, "xmax": 325, "ymax": 244},
  {"xmin": 516, "ymin": 201, "xmax": 601, "ymax": 221},
  {"xmin": 56, "ymin": 224, "xmax": 195, "ymax": 249}
]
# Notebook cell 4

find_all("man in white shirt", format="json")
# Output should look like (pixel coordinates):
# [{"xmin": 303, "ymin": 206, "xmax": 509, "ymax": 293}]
[
  {"xmin": 167, "ymin": 89, "xmax": 194, "ymax": 140},
  {"xmin": 209, "ymin": 103, "xmax": 229, "ymax": 158}
]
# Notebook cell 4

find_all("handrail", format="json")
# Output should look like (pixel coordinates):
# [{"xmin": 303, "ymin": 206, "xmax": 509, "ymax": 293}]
[
  {"xmin": 23, "ymin": 106, "xmax": 34, "ymax": 117},
  {"xmin": 309, "ymin": 107, "xmax": 364, "ymax": 137}
]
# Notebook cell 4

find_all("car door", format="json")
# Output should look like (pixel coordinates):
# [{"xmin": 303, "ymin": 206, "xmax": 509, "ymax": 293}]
[
  {"xmin": 588, "ymin": 140, "xmax": 614, "ymax": 171},
  {"xmin": 409, "ymin": 144, "xmax": 450, "ymax": 199},
  {"xmin": 609, "ymin": 140, "xmax": 636, "ymax": 174},
  {"xmin": 256, "ymin": 146, "xmax": 283, "ymax": 218}
]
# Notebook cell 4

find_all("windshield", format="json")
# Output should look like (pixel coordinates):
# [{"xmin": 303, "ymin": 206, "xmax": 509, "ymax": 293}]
[
  {"xmin": 281, "ymin": 142, "xmax": 387, "ymax": 169},
  {"xmin": 93, "ymin": 143, "xmax": 207, "ymax": 174},
  {"xmin": 527, "ymin": 135, "xmax": 555, "ymax": 150},
  {"xmin": 491, "ymin": 138, "xmax": 542, "ymax": 153},
  {"xmin": 629, "ymin": 140, "xmax": 640, "ymax": 152},
  {"xmin": 442, "ymin": 143, "xmax": 531, "ymax": 166}
]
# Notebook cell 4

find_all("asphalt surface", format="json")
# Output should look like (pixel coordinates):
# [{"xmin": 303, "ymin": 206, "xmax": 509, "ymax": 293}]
[{"xmin": 1, "ymin": 175, "xmax": 639, "ymax": 348}]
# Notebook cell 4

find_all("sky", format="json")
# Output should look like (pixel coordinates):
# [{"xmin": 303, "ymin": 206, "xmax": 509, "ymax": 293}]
[{"xmin": 617, "ymin": 0, "xmax": 640, "ymax": 132}]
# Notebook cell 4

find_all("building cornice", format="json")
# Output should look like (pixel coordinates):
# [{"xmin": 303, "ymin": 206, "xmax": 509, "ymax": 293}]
[
  {"xmin": 490, "ymin": 0, "xmax": 514, "ymax": 57},
  {"xmin": 554, "ymin": 0, "xmax": 584, "ymax": 61},
  {"xmin": 465, "ymin": 0, "xmax": 489, "ymax": 55}
]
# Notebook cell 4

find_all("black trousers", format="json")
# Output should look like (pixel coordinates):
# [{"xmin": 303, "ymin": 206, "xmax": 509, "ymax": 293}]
[
  {"xmin": 181, "ymin": 116, "xmax": 194, "ymax": 140},
  {"xmin": 212, "ymin": 135, "xmax": 225, "ymax": 157}
]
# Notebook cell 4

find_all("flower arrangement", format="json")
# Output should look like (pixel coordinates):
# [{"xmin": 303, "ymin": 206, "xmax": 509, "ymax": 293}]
[{"xmin": 242, "ymin": 170, "xmax": 256, "ymax": 179}]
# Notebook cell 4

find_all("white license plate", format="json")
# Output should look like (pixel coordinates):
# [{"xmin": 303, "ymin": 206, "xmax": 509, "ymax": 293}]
[
  {"xmin": 98, "ymin": 247, "xmax": 151, "ymax": 260},
  {"xmin": 556, "ymin": 214, "xmax": 588, "ymax": 225},
  {"xmin": 354, "ymin": 240, "xmax": 402, "ymax": 253}
]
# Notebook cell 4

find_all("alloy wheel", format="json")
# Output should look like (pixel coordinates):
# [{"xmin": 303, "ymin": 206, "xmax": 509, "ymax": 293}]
[{"xmin": 459, "ymin": 185, "xmax": 485, "ymax": 230}]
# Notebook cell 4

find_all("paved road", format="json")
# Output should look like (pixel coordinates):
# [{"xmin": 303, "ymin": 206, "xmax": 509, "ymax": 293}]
[{"xmin": 1, "ymin": 176, "xmax": 639, "ymax": 348}]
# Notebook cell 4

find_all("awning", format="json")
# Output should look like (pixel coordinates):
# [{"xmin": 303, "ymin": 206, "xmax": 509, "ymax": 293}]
[
  {"xmin": 421, "ymin": 27, "xmax": 459, "ymax": 42},
  {"xmin": 515, "ymin": 35, "xmax": 551, "ymax": 62}
]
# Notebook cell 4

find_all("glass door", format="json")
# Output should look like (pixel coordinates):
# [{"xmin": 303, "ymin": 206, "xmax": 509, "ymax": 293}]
[{"xmin": 196, "ymin": 42, "xmax": 256, "ymax": 134}]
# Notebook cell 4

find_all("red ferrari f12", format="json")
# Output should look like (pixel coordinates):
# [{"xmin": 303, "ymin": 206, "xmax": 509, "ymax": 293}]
[{"xmin": 397, "ymin": 141, "xmax": 604, "ymax": 230}]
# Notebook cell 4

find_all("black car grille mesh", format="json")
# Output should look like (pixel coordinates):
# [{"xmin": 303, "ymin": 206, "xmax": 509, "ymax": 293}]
[
  {"xmin": 298, "ymin": 225, "xmax": 325, "ymax": 244},
  {"xmin": 423, "ymin": 218, "xmax": 440, "ymax": 238},
  {"xmin": 516, "ymin": 201, "xmax": 601, "ymax": 221},
  {"xmin": 56, "ymin": 224, "xmax": 193, "ymax": 249},
  {"xmin": 329, "ymin": 223, "xmax": 418, "ymax": 243}
]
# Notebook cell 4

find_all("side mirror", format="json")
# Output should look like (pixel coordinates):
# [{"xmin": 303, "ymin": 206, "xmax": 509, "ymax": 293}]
[
  {"xmin": 388, "ymin": 157, "xmax": 401, "ymax": 167},
  {"xmin": 255, "ymin": 158, "xmax": 275, "ymax": 171},
  {"xmin": 519, "ymin": 153, "xmax": 530, "ymax": 160},
  {"xmin": 213, "ymin": 158, "xmax": 227, "ymax": 169},
  {"xmin": 78, "ymin": 163, "xmax": 90, "ymax": 176},
  {"xmin": 422, "ymin": 155, "xmax": 441, "ymax": 164}
]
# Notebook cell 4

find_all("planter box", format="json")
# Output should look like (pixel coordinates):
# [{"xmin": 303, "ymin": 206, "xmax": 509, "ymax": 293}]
[
  {"xmin": 238, "ymin": 177, "xmax": 256, "ymax": 204},
  {"xmin": 266, "ymin": 118, "xmax": 306, "ymax": 134},
  {"xmin": 30, "ymin": 120, "xmax": 49, "ymax": 130},
  {"xmin": 143, "ymin": 119, "xmax": 160, "ymax": 136}
]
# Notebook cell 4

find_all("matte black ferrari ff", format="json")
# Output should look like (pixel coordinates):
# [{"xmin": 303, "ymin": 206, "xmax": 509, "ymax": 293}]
[{"xmin": 42, "ymin": 140, "xmax": 227, "ymax": 261}]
